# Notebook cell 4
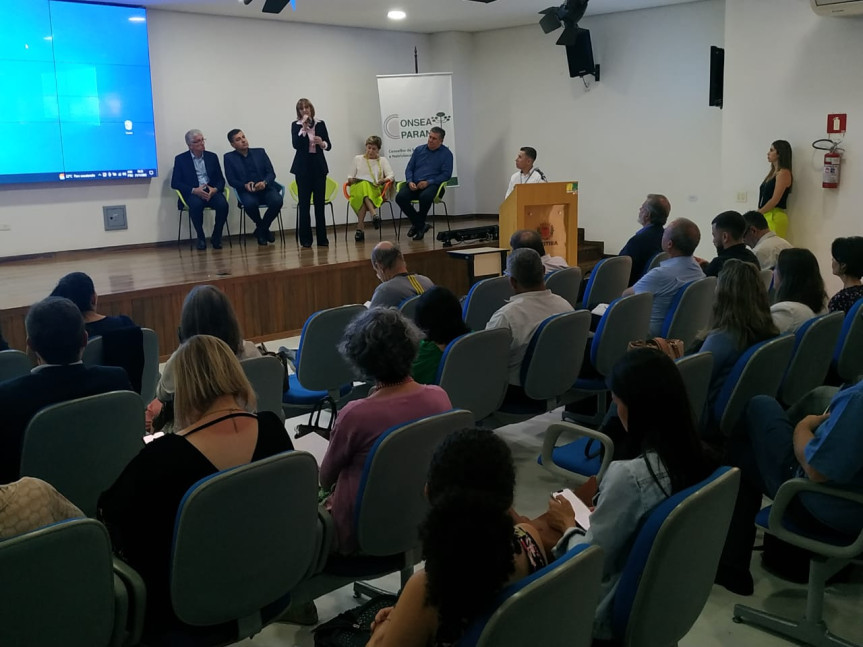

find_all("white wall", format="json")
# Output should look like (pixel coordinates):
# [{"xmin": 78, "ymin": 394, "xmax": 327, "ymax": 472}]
[
  {"xmin": 0, "ymin": 11, "xmax": 428, "ymax": 257},
  {"xmin": 469, "ymin": 0, "xmax": 725, "ymax": 257},
  {"xmin": 721, "ymin": 0, "xmax": 863, "ymax": 296}
]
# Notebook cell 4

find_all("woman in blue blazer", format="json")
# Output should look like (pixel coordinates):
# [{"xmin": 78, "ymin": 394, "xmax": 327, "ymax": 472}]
[{"xmin": 291, "ymin": 98, "xmax": 332, "ymax": 248}]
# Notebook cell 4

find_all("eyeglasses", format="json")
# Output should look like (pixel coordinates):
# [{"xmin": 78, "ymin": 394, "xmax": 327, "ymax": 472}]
[{"xmin": 191, "ymin": 138, "xmax": 206, "ymax": 144}]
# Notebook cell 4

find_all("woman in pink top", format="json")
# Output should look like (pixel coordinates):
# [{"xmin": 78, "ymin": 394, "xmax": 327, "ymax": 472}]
[{"xmin": 319, "ymin": 308, "xmax": 452, "ymax": 554}]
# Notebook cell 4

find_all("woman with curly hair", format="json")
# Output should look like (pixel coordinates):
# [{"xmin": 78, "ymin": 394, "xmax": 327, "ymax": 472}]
[
  {"xmin": 319, "ymin": 308, "xmax": 451, "ymax": 555},
  {"xmin": 770, "ymin": 248, "xmax": 826, "ymax": 333},
  {"xmin": 367, "ymin": 428, "xmax": 547, "ymax": 647}
]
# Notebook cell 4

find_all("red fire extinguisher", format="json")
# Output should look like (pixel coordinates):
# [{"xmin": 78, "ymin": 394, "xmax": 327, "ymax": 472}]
[{"xmin": 823, "ymin": 150, "xmax": 841, "ymax": 189}]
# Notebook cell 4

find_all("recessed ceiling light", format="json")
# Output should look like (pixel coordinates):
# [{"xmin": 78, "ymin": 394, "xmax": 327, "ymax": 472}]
[{"xmin": 388, "ymin": 9, "xmax": 406, "ymax": 20}]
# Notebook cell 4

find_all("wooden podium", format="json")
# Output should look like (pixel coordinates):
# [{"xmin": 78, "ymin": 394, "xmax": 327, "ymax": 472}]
[{"xmin": 499, "ymin": 182, "xmax": 579, "ymax": 266}]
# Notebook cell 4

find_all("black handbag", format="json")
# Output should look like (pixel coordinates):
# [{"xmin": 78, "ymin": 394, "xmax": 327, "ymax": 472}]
[{"xmin": 313, "ymin": 594, "xmax": 398, "ymax": 647}]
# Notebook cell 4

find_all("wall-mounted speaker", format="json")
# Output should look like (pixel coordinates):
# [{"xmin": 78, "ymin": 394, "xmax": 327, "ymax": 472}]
[{"xmin": 709, "ymin": 45, "xmax": 724, "ymax": 108}]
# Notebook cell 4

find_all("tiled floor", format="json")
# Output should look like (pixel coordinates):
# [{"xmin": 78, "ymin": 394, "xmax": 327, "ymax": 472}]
[{"xmin": 227, "ymin": 340, "xmax": 862, "ymax": 647}]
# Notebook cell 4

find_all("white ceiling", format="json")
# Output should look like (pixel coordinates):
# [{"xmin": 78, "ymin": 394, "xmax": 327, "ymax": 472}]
[{"xmin": 97, "ymin": 0, "xmax": 701, "ymax": 33}]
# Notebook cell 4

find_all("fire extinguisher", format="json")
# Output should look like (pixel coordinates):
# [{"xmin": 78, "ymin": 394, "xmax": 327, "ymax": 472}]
[{"xmin": 813, "ymin": 139, "xmax": 844, "ymax": 189}]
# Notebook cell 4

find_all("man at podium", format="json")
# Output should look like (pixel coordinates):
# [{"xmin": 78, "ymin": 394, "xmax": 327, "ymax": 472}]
[{"xmin": 505, "ymin": 147, "xmax": 547, "ymax": 198}]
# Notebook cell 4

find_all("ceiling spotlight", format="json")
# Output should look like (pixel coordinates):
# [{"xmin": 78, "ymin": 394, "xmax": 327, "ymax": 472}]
[
  {"xmin": 388, "ymin": 9, "xmax": 407, "ymax": 20},
  {"xmin": 238, "ymin": 0, "xmax": 253, "ymax": 5},
  {"xmin": 539, "ymin": 0, "xmax": 588, "ymax": 46}
]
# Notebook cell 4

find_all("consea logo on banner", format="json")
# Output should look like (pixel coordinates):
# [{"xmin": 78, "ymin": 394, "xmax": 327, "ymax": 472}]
[{"xmin": 383, "ymin": 113, "xmax": 453, "ymax": 140}]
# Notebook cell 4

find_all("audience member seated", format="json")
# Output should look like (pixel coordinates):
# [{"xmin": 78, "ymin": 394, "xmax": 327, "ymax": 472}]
[
  {"xmin": 149, "ymin": 285, "xmax": 261, "ymax": 432},
  {"xmin": 623, "ymin": 217, "xmax": 704, "ymax": 337},
  {"xmin": 699, "ymin": 211, "xmax": 760, "ymax": 277},
  {"xmin": 411, "ymin": 287, "xmax": 470, "ymax": 385},
  {"xmin": 545, "ymin": 348, "xmax": 714, "ymax": 640},
  {"xmin": 619, "ymin": 193, "xmax": 671, "ymax": 286},
  {"xmin": 320, "ymin": 308, "xmax": 451, "ymax": 554},
  {"xmin": 742, "ymin": 210, "xmax": 791, "ymax": 270},
  {"xmin": 509, "ymin": 228, "xmax": 567, "ymax": 274},
  {"xmin": 368, "ymin": 241, "xmax": 434, "ymax": 309},
  {"xmin": 693, "ymin": 260, "xmax": 778, "ymax": 430},
  {"xmin": 722, "ymin": 383, "xmax": 863, "ymax": 594},
  {"xmin": 0, "ymin": 476, "xmax": 83, "ymax": 540},
  {"xmin": 367, "ymin": 428, "xmax": 548, "ymax": 647},
  {"xmin": 0, "ymin": 297, "xmax": 132, "ymax": 484},
  {"xmin": 486, "ymin": 248, "xmax": 573, "ymax": 402},
  {"xmin": 347, "ymin": 135, "xmax": 395, "ymax": 241},
  {"xmin": 99, "ymin": 335, "xmax": 292, "ymax": 639},
  {"xmin": 770, "ymin": 248, "xmax": 826, "ymax": 333},
  {"xmin": 827, "ymin": 236, "xmax": 863, "ymax": 314},
  {"xmin": 50, "ymin": 271, "xmax": 135, "ymax": 336}
]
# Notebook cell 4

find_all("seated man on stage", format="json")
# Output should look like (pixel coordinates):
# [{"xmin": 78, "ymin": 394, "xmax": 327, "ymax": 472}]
[
  {"xmin": 223, "ymin": 129, "xmax": 283, "ymax": 246},
  {"xmin": 504, "ymin": 147, "xmax": 547, "ymax": 199},
  {"xmin": 170, "ymin": 129, "xmax": 230, "ymax": 250},
  {"xmin": 369, "ymin": 241, "xmax": 435, "ymax": 309},
  {"xmin": 486, "ymin": 249, "xmax": 573, "ymax": 404},
  {"xmin": 510, "ymin": 229, "xmax": 567, "ymax": 274},
  {"xmin": 619, "ymin": 193, "xmax": 671, "ymax": 286},
  {"xmin": 395, "ymin": 127, "xmax": 453, "ymax": 241},
  {"xmin": 0, "ymin": 297, "xmax": 132, "ymax": 484}
]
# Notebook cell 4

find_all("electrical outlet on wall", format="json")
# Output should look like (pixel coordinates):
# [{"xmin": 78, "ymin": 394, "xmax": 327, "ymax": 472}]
[
  {"xmin": 103, "ymin": 205, "xmax": 127, "ymax": 231},
  {"xmin": 735, "ymin": 191, "xmax": 747, "ymax": 203}
]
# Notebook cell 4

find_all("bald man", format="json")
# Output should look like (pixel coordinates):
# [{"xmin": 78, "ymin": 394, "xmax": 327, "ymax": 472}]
[{"xmin": 368, "ymin": 241, "xmax": 435, "ymax": 308}]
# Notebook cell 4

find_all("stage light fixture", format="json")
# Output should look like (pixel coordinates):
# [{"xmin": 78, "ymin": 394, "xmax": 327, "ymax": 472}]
[{"xmin": 538, "ymin": 0, "xmax": 588, "ymax": 46}]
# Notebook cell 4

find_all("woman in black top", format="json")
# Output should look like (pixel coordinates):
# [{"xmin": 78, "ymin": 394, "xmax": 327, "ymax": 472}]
[
  {"xmin": 291, "ymin": 98, "xmax": 332, "ymax": 248},
  {"xmin": 828, "ymin": 236, "xmax": 863, "ymax": 314},
  {"xmin": 758, "ymin": 139, "xmax": 792, "ymax": 239},
  {"xmin": 50, "ymin": 271, "xmax": 135, "ymax": 336}
]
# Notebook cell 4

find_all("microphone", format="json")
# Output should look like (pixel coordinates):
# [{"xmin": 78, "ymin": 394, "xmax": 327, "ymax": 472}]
[{"xmin": 535, "ymin": 167, "xmax": 547, "ymax": 181}]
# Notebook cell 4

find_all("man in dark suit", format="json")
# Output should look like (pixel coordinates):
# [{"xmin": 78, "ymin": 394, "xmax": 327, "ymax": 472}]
[
  {"xmin": 395, "ymin": 127, "xmax": 453, "ymax": 241},
  {"xmin": 0, "ymin": 297, "xmax": 133, "ymax": 484},
  {"xmin": 224, "ymin": 129, "xmax": 283, "ymax": 246},
  {"xmin": 170, "ymin": 129, "xmax": 230, "ymax": 251},
  {"xmin": 619, "ymin": 193, "xmax": 671, "ymax": 286}
]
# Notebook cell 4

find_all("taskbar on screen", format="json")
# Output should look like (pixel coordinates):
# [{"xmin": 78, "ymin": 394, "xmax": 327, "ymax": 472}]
[{"xmin": 0, "ymin": 169, "xmax": 158, "ymax": 185}]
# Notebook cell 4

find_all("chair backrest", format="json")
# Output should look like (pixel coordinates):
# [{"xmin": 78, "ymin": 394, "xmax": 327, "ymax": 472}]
[
  {"xmin": 82, "ymin": 328, "xmax": 159, "ymax": 402},
  {"xmin": 714, "ymin": 335, "xmax": 795, "ymax": 437},
  {"xmin": 21, "ymin": 391, "xmax": 146, "ymax": 517},
  {"xmin": 582, "ymin": 256, "xmax": 632, "ymax": 310},
  {"xmin": 545, "ymin": 266, "xmax": 584, "ymax": 309},
  {"xmin": 398, "ymin": 294, "xmax": 421, "ymax": 321},
  {"xmin": 241, "ymin": 356, "xmax": 287, "ymax": 420},
  {"xmin": 354, "ymin": 409, "xmax": 474, "ymax": 556},
  {"xmin": 0, "ymin": 518, "xmax": 118, "ymax": 647},
  {"xmin": 646, "ymin": 251, "xmax": 670, "ymax": 272},
  {"xmin": 324, "ymin": 176, "xmax": 338, "ymax": 202},
  {"xmin": 288, "ymin": 180, "xmax": 299, "ymax": 203},
  {"xmin": 296, "ymin": 304, "xmax": 367, "ymax": 393},
  {"xmin": 0, "ymin": 349, "xmax": 32, "ymax": 383},
  {"xmin": 612, "ymin": 467, "xmax": 740, "ymax": 646},
  {"xmin": 171, "ymin": 451, "xmax": 319, "ymax": 630},
  {"xmin": 675, "ymin": 352, "xmax": 713, "ymax": 426},
  {"xmin": 590, "ymin": 293, "xmax": 653, "ymax": 377},
  {"xmin": 459, "ymin": 544, "xmax": 605, "ymax": 647},
  {"xmin": 661, "ymin": 277, "xmax": 717, "ymax": 352},
  {"xmin": 779, "ymin": 312, "xmax": 844, "ymax": 406},
  {"xmin": 759, "ymin": 268, "xmax": 774, "ymax": 291},
  {"xmin": 462, "ymin": 276, "xmax": 514, "ymax": 332},
  {"xmin": 522, "ymin": 310, "xmax": 592, "ymax": 402},
  {"xmin": 832, "ymin": 298, "xmax": 863, "ymax": 384},
  {"xmin": 436, "ymin": 329, "xmax": 511, "ymax": 422}
]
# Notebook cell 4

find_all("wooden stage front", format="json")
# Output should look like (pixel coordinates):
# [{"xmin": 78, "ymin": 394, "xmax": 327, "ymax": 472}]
[{"xmin": 0, "ymin": 217, "xmax": 500, "ymax": 358}]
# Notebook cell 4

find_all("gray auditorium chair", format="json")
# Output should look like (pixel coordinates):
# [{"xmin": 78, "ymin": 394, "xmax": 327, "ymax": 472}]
[
  {"xmin": 291, "ymin": 409, "xmax": 474, "ymax": 604},
  {"xmin": 83, "ymin": 327, "xmax": 160, "ymax": 403},
  {"xmin": 0, "ymin": 349, "xmax": 32, "ymax": 383},
  {"xmin": 436, "ymin": 329, "xmax": 511, "ymax": 423},
  {"xmin": 579, "ymin": 256, "xmax": 632, "ymax": 310},
  {"xmin": 778, "ymin": 312, "xmax": 844, "ymax": 407},
  {"xmin": 660, "ymin": 276, "xmax": 717, "ymax": 352},
  {"xmin": 0, "ymin": 518, "xmax": 134, "ymax": 647},
  {"xmin": 675, "ymin": 351, "xmax": 713, "ymax": 427},
  {"xmin": 460, "ymin": 544, "xmax": 604, "ymax": 647},
  {"xmin": 20, "ymin": 391, "xmax": 146, "ymax": 517},
  {"xmin": 462, "ymin": 276, "xmax": 514, "ymax": 331},
  {"xmin": 398, "ymin": 294, "xmax": 421, "ymax": 321},
  {"xmin": 733, "ymin": 478, "xmax": 863, "ymax": 647},
  {"xmin": 545, "ymin": 266, "xmax": 583, "ymax": 309},
  {"xmin": 241, "ymin": 355, "xmax": 287, "ymax": 421},
  {"xmin": 151, "ymin": 451, "xmax": 320, "ymax": 644},
  {"xmin": 646, "ymin": 251, "xmax": 670, "ymax": 272}
]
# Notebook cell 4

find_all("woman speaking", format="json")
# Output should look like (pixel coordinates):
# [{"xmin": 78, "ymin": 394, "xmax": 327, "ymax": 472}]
[
  {"xmin": 291, "ymin": 98, "xmax": 332, "ymax": 248},
  {"xmin": 758, "ymin": 140, "xmax": 793, "ymax": 238}
]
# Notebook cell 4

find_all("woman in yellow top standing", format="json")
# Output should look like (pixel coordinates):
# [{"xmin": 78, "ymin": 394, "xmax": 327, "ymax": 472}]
[
  {"xmin": 758, "ymin": 140, "xmax": 793, "ymax": 239},
  {"xmin": 347, "ymin": 135, "xmax": 394, "ymax": 241}
]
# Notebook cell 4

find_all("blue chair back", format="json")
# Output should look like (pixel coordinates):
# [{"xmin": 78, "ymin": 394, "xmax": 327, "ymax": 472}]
[
  {"xmin": 581, "ymin": 256, "xmax": 632, "ymax": 310},
  {"xmin": 462, "ymin": 276, "xmax": 513, "ymax": 332},
  {"xmin": 520, "ymin": 310, "xmax": 591, "ymax": 402},
  {"xmin": 832, "ymin": 298, "xmax": 863, "ymax": 384},
  {"xmin": 660, "ymin": 277, "xmax": 716, "ymax": 352},
  {"xmin": 589, "ymin": 293, "xmax": 652, "ymax": 377},
  {"xmin": 779, "ymin": 312, "xmax": 844, "ymax": 406},
  {"xmin": 545, "ymin": 266, "xmax": 583, "ymax": 309}
]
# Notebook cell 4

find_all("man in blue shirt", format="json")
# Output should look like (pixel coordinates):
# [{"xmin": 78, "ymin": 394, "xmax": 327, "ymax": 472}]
[
  {"xmin": 623, "ymin": 218, "xmax": 705, "ymax": 336},
  {"xmin": 619, "ymin": 193, "xmax": 671, "ymax": 286},
  {"xmin": 395, "ymin": 127, "xmax": 453, "ymax": 241}
]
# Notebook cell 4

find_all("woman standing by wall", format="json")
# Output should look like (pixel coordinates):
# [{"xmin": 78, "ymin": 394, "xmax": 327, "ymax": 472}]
[{"xmin": 758, "ymin": 140, "xmax": 793, "ymax": 238}]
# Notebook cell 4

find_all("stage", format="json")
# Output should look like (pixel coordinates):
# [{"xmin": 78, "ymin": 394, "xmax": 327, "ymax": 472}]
[{"xmin": 0, "ymin": 217, "xmax": 503, "ymax": 357}]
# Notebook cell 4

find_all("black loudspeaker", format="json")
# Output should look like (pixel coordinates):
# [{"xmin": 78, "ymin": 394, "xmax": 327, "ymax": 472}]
[
  {"xmin": 709, "ymin": 45, "xmax": 724, "ymax": 108},
  {"xmin": 565, "ymin": 28, "xmax": 598, "ymax": 80}
]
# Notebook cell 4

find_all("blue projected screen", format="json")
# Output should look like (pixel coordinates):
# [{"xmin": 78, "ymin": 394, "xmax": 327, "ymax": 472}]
[{"xmin": 0, "ymin": 1, "xmax": 158, "ymax": 184}]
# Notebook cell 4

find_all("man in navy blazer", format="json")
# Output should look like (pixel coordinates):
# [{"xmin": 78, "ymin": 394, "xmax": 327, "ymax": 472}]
[
  {"xmin": 224, "ymin": 129, "xmax": 283, "ymax": 246},
  {"xmin": 395, "ymin": 127, "xmax": 453, "ymax": 241},
  {"xmin": 170, "ymin": 130, "xmax": 229, "ymax": 250},
  {"xmin": 0, "ymin": 297, "xmax": 133, "ymax": 484},
  {"xmin": 619, "ymin": 193, "xmax": 671, "ymax": 286}
]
